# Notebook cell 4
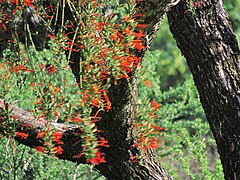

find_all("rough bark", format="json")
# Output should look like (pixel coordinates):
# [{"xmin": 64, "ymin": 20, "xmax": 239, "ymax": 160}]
[
  {"xmin": 0, "ymin": 0, "xmax": 180, "ymax": 179},
  {"xmin": 167, "ymin": 1, "xmax": 240, "ymax": 179},
  {"xmin": 93, "ymin": 1, "xmax": 180, "ymax": 179}
]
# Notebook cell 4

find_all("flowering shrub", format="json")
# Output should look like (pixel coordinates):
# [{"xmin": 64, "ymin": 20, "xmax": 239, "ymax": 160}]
[{"xmin": 0, "ymin": 0, "xmax": 164, "ymax": 165}]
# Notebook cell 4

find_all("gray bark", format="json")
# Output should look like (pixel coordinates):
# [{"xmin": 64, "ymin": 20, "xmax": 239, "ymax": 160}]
[{"xmin": 167, "ymin": 1, "xmax": 240, "ymax": 179}]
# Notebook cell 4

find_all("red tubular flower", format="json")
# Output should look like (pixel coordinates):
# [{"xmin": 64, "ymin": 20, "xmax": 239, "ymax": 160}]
[
  {"xmin": 129, "ymin": 155, "xmax": 138, "ymax": 162},
  {"xmin": 35, "ymin": 146, "xmax": 46, "ymax": 153},
  {"xmin": 143, "ymin": 80, "xmax": 153, "ymax": 88},
  {"xmin": 47, "ymin": 34, "xmax": 57, "ymax": 40},
  {"xmin": 151, "ymin": 100, "xmax": 161, "ymax": 111},
  {"xmin": 136, "ymin": 24, "xmax": 148, "ymax": 29},
  {"xmin": 15, "ymin": 132, "xmax": 29, "ymax": 139},
  {"xmin": 132, "ymin": 40, "xmax": 145, "ymax": 52},
  {"xmin": 0, "ymin": 22, "xmax": 6, "ymax": 30},
  {"xmin": 149, "ymin": 112, "xmax": 156, "ymax": 119},
  {"xmin": 133, "ymin": 14, "xmax": 145, "ymax": 18},
  {"xmin": 24, "ymin": 0, "xmax": 34, "ymax": 6},
  {"xmin": 123, "ymin": 14, "xmax": 131, "ymax": 22},
  {"xmin": 134, "ymin": 30, "xmax": 145, "ymax": 39},
  {"xmin": 124, "ymin": 27, "xmax": 131, "ymax": 34},
  {"xmin": 147, "ymin": 138, "xmax": 160, "ymax": 149},
  {"xmin": 91, "ymin": 99, "xmax": 100, "ymax": 107},
  {"xmin": 194, "ymin": 1, "xmax": 204, "ymax": 7},
  {"xmin": 22, "ymin": 123, "xmax": 33, "ymax": 127},
  {"xmin": 53, "ymin": 145, "xmax": 63, "ymax": 155},
  {"xmin": 151, "ymin": 124, "xmax": 166, "ymax": 131},
  {"xmin": 73, "ymin": 152, "xmax": 84, "ymax": 159},
  {"xmin": 86, "ymin": 152, "xmax": 106, "ymax": 165},
  {"xmin": 103, "ymin": 93, "xmax": 111, "ymax": 111},
  {"xmin": 46, "ymin": 65, "xmax": 56, "ymax": 73},
  {"xmin": 52, "ymin": 132, "xmax": 63, "ymax": 145},
  {"xmin": 11, "ymin": 115, "xmax": 19, "ymax": 120},
  {"xmin": 37, "ymin": 132, "xmax": 46, "ymax": 139},
  {"xmin": 97, "ymin": 137, "xmax": 110, "ymax": 147},
  {"xmin": 72, "ymin": 116, "xmax": 82, "ymax": 123}
]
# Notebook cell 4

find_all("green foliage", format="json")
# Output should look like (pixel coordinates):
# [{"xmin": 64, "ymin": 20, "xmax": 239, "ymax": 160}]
[
  {"xmin": 138, "ymin": 41, "xmax": 224, "ymax": 179},
  {"xmin": 137, "ymin": 5, "xmax": 239, "ymax": 177},
  {"xmin": 0, "ymin": 138, "xmax": 105, "ymax": 180},
  {"xmin": 224, "ymin": 0, "xmax": 240, "ymax": 32},
  {"xmin": 224, "ymin": 0, "xmax": 240, "ymax": 44},
  {"xmin": 1, "ymin": 0, "xmax": 239, "ymax": 179},
  {"xmin": 157, "ymin": 80, "xmax": 223, "ymax": 178},
  {"xmin": 0, "ymin": 42, "xmax": 106, "ymax": 179},
  {"xmin": 150, "ymin": 18, "xmax": 189, "ymax": 90}
]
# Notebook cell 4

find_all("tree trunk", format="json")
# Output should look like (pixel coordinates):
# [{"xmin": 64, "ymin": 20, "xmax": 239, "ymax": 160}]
[
  {"xmin": 94, "ymin": 78, "xmax": 170, "ymax": 179},
  {"xmin": 167, "ymin": 1, "xmax": 240, "ymax": 179},
  {"xmin": 92, "ymin": 1, "xmax": 180, "ymax": 179}
]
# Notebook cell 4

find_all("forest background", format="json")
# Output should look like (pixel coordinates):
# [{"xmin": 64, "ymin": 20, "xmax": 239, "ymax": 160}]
[{"xmin": 0, "ymin": 0, "xmax": 239, "ymax": 179}]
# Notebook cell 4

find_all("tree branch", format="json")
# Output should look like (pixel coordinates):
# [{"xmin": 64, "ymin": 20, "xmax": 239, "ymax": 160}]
[{"xmin": 0, "ymin": 98, "xmax": 86, "ymax": 163}]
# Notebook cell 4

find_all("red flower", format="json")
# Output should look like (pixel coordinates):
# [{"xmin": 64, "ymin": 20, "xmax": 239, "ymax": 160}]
[
  {"xmin": 149, "ymin": 112, "xmax": 156, "ymax": 119},
  {"xmin": 124, "ymin": 27, "xmax": 131, "ymax": 34},
  {"xmin": 39, "ymin": 63, "xmax": 45, "ymax": 69},
  {"xmin": 53, "ymin": 145, "xmax": 63, "ymax": 155},
  {"xmin": 103, "ymin": 93, "xmax": 111, "ymax": 111},
  {"xmin": 11, "ymin": 115, "xmax": 19, "ymax": 120},
  {"xmin": 22, "ymin": 123, "xmax": 33, "ymax": 127},
  {"xmin": 37, "ymin": 132, "xmax": 46, "ymax": 139},
  {"xmin": 73, "ymin": 152, "xmax": 84, "ymax": 159},
  {"xmin": 0, "ymin": 22, "xmax": 6, "ymax": 30},
  {"xmin": 123, "ymin": 15, "xmax": 131, "ymax": 22},
  {"xmin": 86, "ymin": 152, "xmax": 106, "ymax": 165},
  {"xmin": 91, "ymin": 99, "xmax": 100, "ymax": 107},
  {"xmin": 134, "ymin": 30, "xmax": 145, "ymax": 39},
  {"xmin": 15, "ymin": 132, "xmax": 29, "ymax": 139},
  {"xmin": 46, "ymin": 65, "xmax": 56, "ymax": 73},
  {"xmin": 35, "ymin": 146, "xmax": 46, "ymax": 153},
  {"xmin": 72, "ymin": 116, "xmax": 81, "ymax": 123},
  {"xmin": 24, "ymin": 0, "xmax": 34, "ymax": 6},
  {"xmin": 133, "ymin": 14, "xmax": 145, "ymax": 18},
  {"xmin": 151, "ymin": 124, "xmax": 166, "ymax": 131},
  {"xmin": 147, "ymin": 138, "xmax": 160, "ymax": 149},
  {"xmin": 129, "ymin": 155, "xmax": 138, "ymax": 162},
  {"xmin": 131, "ymin": 40, "xmax": 144, "ymax": 52},
  {"xmin": 52, "ymin": 132, "xmax": 63, "ymax": 144},
  {"xmin": 143, "ymin": 80, "xmax": 153, "ymax": 88},
  {"xmin": 194, "ymin": 1, "xmax": 204, "ymax": 7},
  {"xmin": 97, "ymin": 137, "xmax": 110, "ymax": 147},
  {"xmin": 151, "ymin": 100, "xmax": 161, "ymax": 111},
  {"xmin": 53, "ymin": 87, "xmax": 60, "ymax": 93},
  {"xmin": 34, "ymin": 98, "xmax": 43, "ymax": 105},
  {"xmin": 136, "ymin": 24, "xmax": 148, "ymax": 29},
  {"xmin": 47, "ymin": 34, "xmax": 57, "ymax": 40}
]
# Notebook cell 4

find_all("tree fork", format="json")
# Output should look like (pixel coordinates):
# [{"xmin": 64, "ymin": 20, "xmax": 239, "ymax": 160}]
[{"xmin": 0, "ymin": 0, "xmax": 181, "ymax": 179}]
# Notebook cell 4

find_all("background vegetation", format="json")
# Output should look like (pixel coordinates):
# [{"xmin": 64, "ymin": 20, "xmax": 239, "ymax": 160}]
[{"xmin": 0, "ymin": 1, "xmax": 239, "ymax": 179}]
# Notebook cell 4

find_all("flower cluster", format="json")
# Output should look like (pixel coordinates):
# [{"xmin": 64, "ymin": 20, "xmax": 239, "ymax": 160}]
[
  {"xmin": 131, "ymin": 99, "xmax": 166, "ymax": 161},
  {"xmin": 0, "ymin": 0, "xmax": 165, "ymax": 166}
]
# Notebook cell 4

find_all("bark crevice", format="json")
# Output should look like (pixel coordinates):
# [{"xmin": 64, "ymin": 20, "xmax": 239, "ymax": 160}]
[{"xmin": 168, "ymin": 1, "xmax": 240, "ymax": 179}]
